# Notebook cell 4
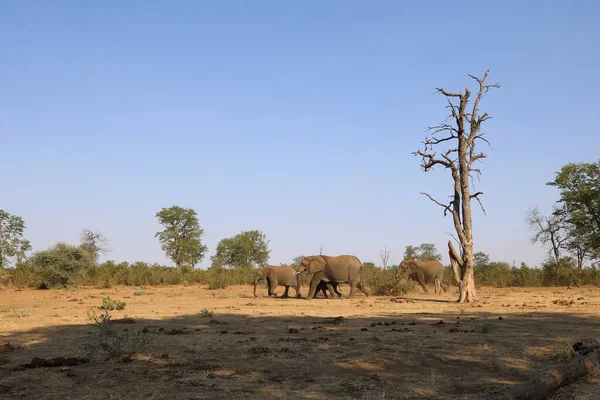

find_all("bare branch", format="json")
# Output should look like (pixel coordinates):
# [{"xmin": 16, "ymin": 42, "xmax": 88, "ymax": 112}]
[
  {"xmin": 470, "ymin": 192, "xmax": 487, "ymax": 215},
  {"xmin": 475, "ymin": 134, "xmax": 493, "ymax": 149},
  {"xmin": 446, "ymin": 231, "xmax": 461, "ymax": 249},
  {"xmin": 467, "ymin": 70, "xmax": 500, "ymax": 144},
  {"xmin": 413, "ymin": 150, "xmax": 452, "ymax": 171},
  {"xmin": 436, "ymin": 87, "xmax": 462, "ymax": 98},
  {"xmin": 420, "ymin": 192, "xmax": 452, "ymax": 216},
  {"xmin": 379, "ymin": 246, "xmax": 391, "ymax": 270}
]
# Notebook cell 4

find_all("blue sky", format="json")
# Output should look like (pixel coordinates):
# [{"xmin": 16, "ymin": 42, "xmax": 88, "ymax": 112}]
[{"xmin": 1, "ymin": 1, "xmax": 599, "ymax": 268}]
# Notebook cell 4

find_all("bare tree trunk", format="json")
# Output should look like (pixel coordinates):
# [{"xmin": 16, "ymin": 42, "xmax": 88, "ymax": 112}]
[
  {"xmin": 472, "ymin": 350, "xmax": 600, "ymax": 400},
  {"xmin": 449, "ymin": 241, "xmax": 477, "ymax": 303}
]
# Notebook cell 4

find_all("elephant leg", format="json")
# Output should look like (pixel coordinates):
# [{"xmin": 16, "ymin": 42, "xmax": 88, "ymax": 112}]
[
  {"xmin": 440, "ymin": 282, "xmax": 448, "ymax": 292},
  {"xmin": 333, "ymin": 284, "xmax": 343, "ymax": 297},
  {"xmin": 281, "ymin": 286, "xmax": 290, "ymax": 298},
  {"xmin": 312, "ymin": 283, "xmax": 325, "ymax": 298},
  {"xmin": 357, "ymin": 282, "xmax": 369, "ymax": 297},
  {"xmin": 268, "ymin": 276, "xmax": 279, "ymax": 297},
  {"xmin": 348, "ymin": 281, "xmax": 357, "ymax": 298},
  {"xmin": 305, "ymin": 273, "xmax": 324, "ymax": 300},
  {"xmin": 325, "ymin": 283, "xmax": 337, "ymax": 298},
  {"xmin": 416, "ymin": 272, "xmax": 429, "ymax": 293}
]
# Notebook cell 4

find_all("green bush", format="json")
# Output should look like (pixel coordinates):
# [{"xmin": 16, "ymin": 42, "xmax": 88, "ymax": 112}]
[
  {"xmin": 83, "ymin": 311, "xmax": 151, "ymax": 360},
  {"xmin": 30, "ymin": 242, "xmax": 93, "ymax": 288},
  {"xmin": 362, "ymin": 265, "xmax": 409, "ymax": 296},
  {"xmin": 100, "ymin": 296, "xmax": 126, "ymax": 311}
]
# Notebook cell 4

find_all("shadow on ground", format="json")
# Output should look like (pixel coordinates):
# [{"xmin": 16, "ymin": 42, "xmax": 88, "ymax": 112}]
[{"xmin": 1, "ymin": 294, "xmax": 599, "ymax": 400}]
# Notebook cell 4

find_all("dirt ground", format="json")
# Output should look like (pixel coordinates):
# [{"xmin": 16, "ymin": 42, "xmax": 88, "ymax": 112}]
[{"xmin": 1, "ymin": 284, "xmax": 599, "ymax": 399}]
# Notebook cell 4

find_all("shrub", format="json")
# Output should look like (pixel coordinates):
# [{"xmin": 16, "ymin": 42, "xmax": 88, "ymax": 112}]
[
  {"xmin": 100, "ymin": 296, "xmax": 126, "ymax": 311},
  {"xmin": 542, "ymin": 257, "xmax": 579, "ymax": 286},
  {"xmin": 83, "ymin": 311, "xmax": 151, "ymax": 360},
  {"xmin": 30, "ymin": 242, "xmax": 92, "ymax": 288},
  {"xmin": 3, "ymin": 305, "xmax": 31, "ymax": 318},
  {"xmin": 363, "ymin": 266, "xmax": 408, "ymax": 296}
]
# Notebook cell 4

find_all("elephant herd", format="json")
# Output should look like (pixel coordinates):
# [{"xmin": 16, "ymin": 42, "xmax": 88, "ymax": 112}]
[{"xmin": 253, "ymin": 254, "xmax": 448, "ymax": 299}]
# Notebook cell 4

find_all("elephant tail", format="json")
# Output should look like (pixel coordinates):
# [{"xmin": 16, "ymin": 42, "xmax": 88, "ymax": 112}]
[{"xmin": 359, "ymin": 264, "xmax": 365, "ymax": 286}]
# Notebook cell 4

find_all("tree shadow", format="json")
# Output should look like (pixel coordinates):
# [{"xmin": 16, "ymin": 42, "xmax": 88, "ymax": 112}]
[{"xmin": 1, "ymin": 290, "xmax": 599, "ymax": 400}]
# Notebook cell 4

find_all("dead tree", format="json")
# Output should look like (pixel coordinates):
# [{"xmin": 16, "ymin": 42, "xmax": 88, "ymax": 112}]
[
  {"xmin": 80, "ymin": 229, "xmax": 110, "ymax": 265},
  {"xmin": 526, "ymin": 206, "xmax": 567, "ymax": 264},
  {"xmin": 379, "ymin": 246, "xmax": 391, "ymax": 269},
  {"xmin": 414, "ymin": 70, "xmax": 500, "ymax": 303}
]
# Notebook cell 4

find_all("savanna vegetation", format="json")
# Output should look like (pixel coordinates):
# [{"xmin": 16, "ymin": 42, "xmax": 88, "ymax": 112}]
[{"xmin": 2, "ymin": 71, "xmax": 600, "ymax": 400}]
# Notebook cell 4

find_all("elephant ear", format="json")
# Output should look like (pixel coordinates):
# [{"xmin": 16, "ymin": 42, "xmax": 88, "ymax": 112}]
[
  {"xmin": 409, "ymin": 261, "xmax": 419, "ymax": 272},
  {"xmin": 308, "ymin": 257, "xmax": 326, "ymax": 274}
]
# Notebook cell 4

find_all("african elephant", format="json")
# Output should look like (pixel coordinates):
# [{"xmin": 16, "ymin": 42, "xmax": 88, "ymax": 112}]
[
  {"xmin": 313, "ymin": 280, "xmax": 343, "ymax": 299},
  {"xmin": 296, "ymin": 255, "xmax": 368, "ymax": 299},
  {"xmin": 398, "ymin": 260, "xmax": 448, "ymax": 294},
  {"xmin": 253, "ymin": 265, "xmax": 299, "ymax": 298}
]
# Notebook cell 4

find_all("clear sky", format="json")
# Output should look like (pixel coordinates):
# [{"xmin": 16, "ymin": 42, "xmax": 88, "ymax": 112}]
[{"xmin": 1, "ymin": 1, "xmax": 599, "ymax": 268}]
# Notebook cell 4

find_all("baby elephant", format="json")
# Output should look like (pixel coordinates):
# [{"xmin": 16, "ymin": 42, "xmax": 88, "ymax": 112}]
[
  {"xmin": 313, "ymin": 280, "xmax": 343, "ymax": 298},
  {"xmin": 399, "ymin": 260, "xmax": 448, "ymax": 294},
  {"xmin": 253, "ymin": 265, "xmax": 299, "ymax": 298}
]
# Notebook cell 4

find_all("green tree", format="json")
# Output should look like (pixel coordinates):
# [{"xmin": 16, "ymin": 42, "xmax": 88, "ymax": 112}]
[
  {"xmin": 403, "ymin": 246, "xmax": 419, "ymax": 260},
  {"xmin": 416, "ymin": 243, "xmax": 442, "ymax": 261},
  {"xmin": 80, "ymin": 229, "xmax": 110, "ymax": 265},
  {"xmin": 0, "ymin": 210, "xmax": 30, "ymax": 268},
  {"xmin": 155, "ymin": 206, "xmax": 208, "ymax": 270},
  {"xmin": 291, "ymin": 255, "xmax": 305, "ymax": 267},
  {"xmin": 31, "ymin": 242, "xmax": 93, "ymax": 288},
  {"xmin": 473, "ymin": 251, "xmax": 490, "ymax": 268},
  {"xmin": 211, "ymin": 230, "xmax": 270, "ymax": 269},
  {"xmin": 403, "ymin": 243, "xmax": 442, "ymax": 262},
  {"xmin": 362, "ymin": 261, "xmax": 377, "ymax": 270},
  {"xmin": 548, "ymin": 160, "xmax": 600, "ymax": 264}
]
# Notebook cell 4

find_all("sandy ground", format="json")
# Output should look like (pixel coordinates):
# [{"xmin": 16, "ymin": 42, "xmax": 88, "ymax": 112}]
[{"xmin": 1, "ymin": 284, "xmax": 599, "ymax": 399}]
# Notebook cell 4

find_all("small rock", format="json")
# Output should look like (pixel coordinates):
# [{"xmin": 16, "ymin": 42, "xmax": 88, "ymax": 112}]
[
  {"xmin": 66, "ymin": 372, "xmax": 76, "ymax": 378},
  {"xmin": 220, "ymin": 330, "xmax": 228, "ymax": 334},
  {"xmin": 160, "ymin": 353, "xmax": 169, "ymax": 359},
  {"xmin": 122, "ymin": 355, "xmax": 134, "ymax": 363},
  {"xmin": 498, "ymin": 317, "xmax": 504, "ymax": 320},
  {"xmin": 361, "ymin": 328, "xmax": 369, "ymax": 331},
  {"xmin": 288, "ymin": 328, "xmax": 299, "ymax": 334}
]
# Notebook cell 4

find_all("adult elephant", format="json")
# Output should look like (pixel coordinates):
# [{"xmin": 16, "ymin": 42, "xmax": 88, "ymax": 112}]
[
  {"xmin": 253, "ymin": 265, "xmax": 299, "ymax": 298},
  {"xmin": 398, "ymin": 260, "xmax": 448, "ymax": 294},
  {"xmin": 313, "ymin": 280, "xmax": 343, "ymax": 299},
  {"xmin": 296, "ymin": 255, "xmax": 368, "ymax": 299}
]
